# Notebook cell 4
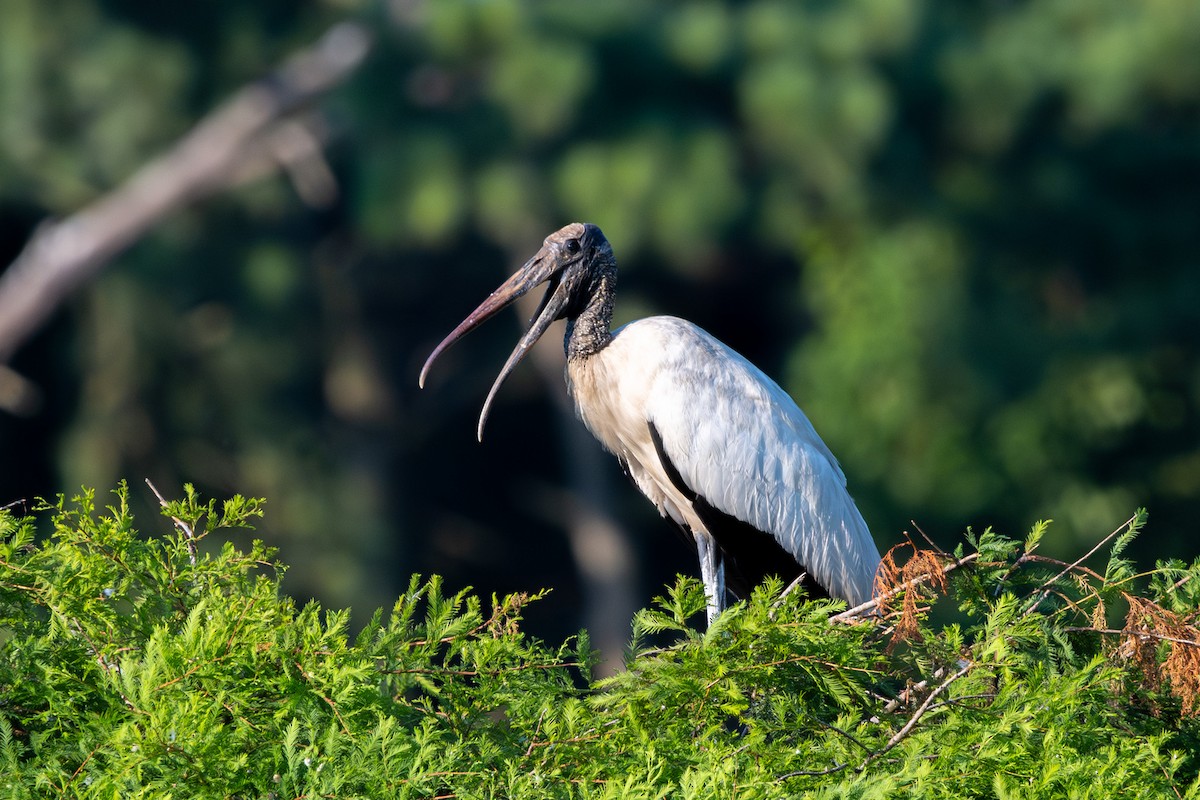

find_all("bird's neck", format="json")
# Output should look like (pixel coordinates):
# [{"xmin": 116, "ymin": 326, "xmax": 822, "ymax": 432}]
[{"xmin": 565, "ymin": 274, "xmax": 614, "ymax": 361}]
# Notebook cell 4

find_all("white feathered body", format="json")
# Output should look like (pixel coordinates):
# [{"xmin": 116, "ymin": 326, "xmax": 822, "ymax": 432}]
[{"xmin": 566, "ymin": 316, "xmax": 879, "ymax": 607}]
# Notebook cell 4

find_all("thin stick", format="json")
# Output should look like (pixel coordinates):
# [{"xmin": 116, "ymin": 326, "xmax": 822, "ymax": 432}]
[
  {"xmin": 145, "ymin": 479, "xmax": 197, "ymax": 567},
  {"xmin": 858, "ymin": 659, "xmax": 973, "ymax": 771},
  {"xmin": 778, "ymin": 762, "xmax": 848, "ymax": 779},
  {"xmin": 768, "ymin": 571, "xmax": 811, "ymax": 619},
  {"xmin": 779, "ymin": 571, "xmax": 810, "ymax": 601},
  {"xmin": 830, "ymin": 552, "xmax": 979, "ymax": 623},
  {"xmin": 910, "ymin": 520, "xmax": 949, "ymax": 557},
  {"xmin": 1023, "ymin": 512, "xmax": 1141, "ymax": 617},
  {"xmin": 1065, "ymin": 627, "xmax": 1200, "ymax": 649}
]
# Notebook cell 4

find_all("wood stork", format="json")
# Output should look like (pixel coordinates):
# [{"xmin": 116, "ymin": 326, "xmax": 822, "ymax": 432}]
[{"xmin": 420, "ymin": 223, "xmax": 880, "ymax": 624}]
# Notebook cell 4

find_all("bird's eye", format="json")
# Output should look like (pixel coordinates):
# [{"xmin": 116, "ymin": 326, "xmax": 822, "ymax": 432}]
[{"xmin": 564, "ymin": 238, "xmax": 582, "ymax": 255}]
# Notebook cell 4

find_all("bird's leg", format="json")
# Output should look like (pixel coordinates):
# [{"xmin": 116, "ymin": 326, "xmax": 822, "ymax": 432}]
[{"xmin": 694, "ymin": 530, "xmax": 725, "ymax": 626}]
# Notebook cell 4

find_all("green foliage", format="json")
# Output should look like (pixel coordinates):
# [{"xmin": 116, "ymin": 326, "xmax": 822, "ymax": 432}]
[{"xmin": 3, "ymin": 488, "xmax": 1200, "ymax": 798}]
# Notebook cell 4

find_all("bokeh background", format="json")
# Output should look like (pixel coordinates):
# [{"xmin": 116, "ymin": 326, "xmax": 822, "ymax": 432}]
[{"xmin": 2, "ymin": 0, "xmax": 1199, "ymax": 669}]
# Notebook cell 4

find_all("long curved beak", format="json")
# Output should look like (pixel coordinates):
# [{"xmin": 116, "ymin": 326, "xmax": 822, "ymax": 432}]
[{"xmin": 419, "ymin": 250, "xmax": 570, "ymax": 441}]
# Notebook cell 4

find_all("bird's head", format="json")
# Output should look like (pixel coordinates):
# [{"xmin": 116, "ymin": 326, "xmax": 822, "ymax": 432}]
[{"xmin": 419, "ymin": 222, "xmax": 615, "ymax": 440}]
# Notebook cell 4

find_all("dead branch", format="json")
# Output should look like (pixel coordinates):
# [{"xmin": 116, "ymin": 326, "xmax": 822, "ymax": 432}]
[
  {"xmin": 0, "ymin": 21, "xmax": 371, "ymax": 373},
  {"xmin": 830, "ymin": 551, "xmax": 979, "ymax": 624},
  {"xmin": 1023, "ymin": 512, "xmax": 1141, "ymax": 617},
  {"xmin": 858, "ymin": 659, "xmax": 973, "ymax": 771},
  {"xmin": 1066, "ymin": 627, "xmax": 1200, "ymax": 649}
]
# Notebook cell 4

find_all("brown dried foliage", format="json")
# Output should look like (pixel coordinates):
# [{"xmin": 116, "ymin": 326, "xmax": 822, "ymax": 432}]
[
  {"xmin": 1121, "ymin": 593, "xmax": 1200, "ymax": 715},
  {"xmin": 874, "ymin": 541, "xmax": 949, "ymax": 645}
]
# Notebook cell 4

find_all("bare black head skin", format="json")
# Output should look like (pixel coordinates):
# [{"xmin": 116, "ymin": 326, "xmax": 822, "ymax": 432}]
[{"xmin": 419, "ymin": 222, "xmax": 618, "ymax": 440}]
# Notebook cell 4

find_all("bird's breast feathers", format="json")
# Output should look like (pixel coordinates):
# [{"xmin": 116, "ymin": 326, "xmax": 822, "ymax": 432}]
[
  {"xmin": 566, "ymin": 316, "xmax": 838, "ymax": 475},
  {"xmin": 565, "ymin": 315, "xmax": 826, "ymax": 514}
]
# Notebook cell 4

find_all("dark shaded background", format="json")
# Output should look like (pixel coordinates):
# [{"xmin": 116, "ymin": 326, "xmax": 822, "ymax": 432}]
[{"xmin": 2, "ymin": 0, "xmax": 1199, "ymax": 670}]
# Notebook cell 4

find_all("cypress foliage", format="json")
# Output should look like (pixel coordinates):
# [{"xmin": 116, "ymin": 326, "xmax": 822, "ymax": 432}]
[{"xmin": 1, "ymin": 486, "xmax": 1198, "ymax": 798}]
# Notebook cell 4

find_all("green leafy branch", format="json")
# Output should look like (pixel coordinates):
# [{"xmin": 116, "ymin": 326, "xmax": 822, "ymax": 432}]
[{"xmin": 2, "ymin": 486, "xmax": 1199, "ymax": 798}]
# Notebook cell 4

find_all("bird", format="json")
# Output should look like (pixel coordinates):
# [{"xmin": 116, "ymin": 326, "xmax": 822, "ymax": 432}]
[{"xmin": 420, "ymin": 222, "xmax": 880, "ymax": 624}]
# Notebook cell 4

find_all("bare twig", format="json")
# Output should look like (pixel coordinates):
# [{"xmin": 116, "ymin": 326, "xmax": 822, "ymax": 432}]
[
  {"xmin": 910, "ymin": 520, "xmax": 949, "ymax": 557},
  {"xmin": 145, "ymin": 478, "xmax": 197, "ymax": 567},
  {"xmin": 0, "ymin": 22, "xmax": 371, "ymax": 368},
  {"xmin": 858, "ymin": 659, "xmax": 973, "ymax": 771},
  {"xmin": 1066, "ymin": 627, "xmax": 1200, "ymax": 649},
  {"xmin": 779, "ymin": 571, "xmax": 809, "ymax": 600},
  {"xmin": 830, "ymin": 552, "xmax": 979, "ymax": 623},
  {"xmin": 768, "ymin": 570, "xmax": 811, "ymax": 619},
  {"xmin": 1023, "ymin": 512, "xmax": 1141, "ymax": 617},
  {"xmin": 813, "ymin": 714, "xmax": 874, "ymax": 754},
  {"xmin": 879, "ymin": 664, "xmax": 966, "ymax": 713},
  {"xmin": 778, "ymin": 762, "xmax": 848, "ymax": 779},
  {"xmin": 1022, "ymin": 554, "xmax": 1105, "ymax": 583}
]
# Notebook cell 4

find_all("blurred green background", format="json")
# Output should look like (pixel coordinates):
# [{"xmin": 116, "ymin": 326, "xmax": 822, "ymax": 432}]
[{"xmin": 2, "ymin": 0, "xmax": 1199, "ymax": 665}]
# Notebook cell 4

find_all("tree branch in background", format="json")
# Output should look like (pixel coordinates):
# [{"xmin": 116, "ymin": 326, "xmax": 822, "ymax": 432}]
[{"xmin": 0, "ymin": 21, "xmax": 372, "ymax": 408}]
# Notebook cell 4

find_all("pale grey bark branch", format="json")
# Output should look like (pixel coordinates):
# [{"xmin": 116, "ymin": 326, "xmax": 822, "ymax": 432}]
[{"xmin": 0, "ymin": 22, "xmax": 371, "ymax": 372}]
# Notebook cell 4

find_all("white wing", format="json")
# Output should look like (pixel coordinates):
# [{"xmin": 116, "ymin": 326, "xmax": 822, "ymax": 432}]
[{"xmin": 638, "ymin": 318, "xmax": 880, "ymax": 606}]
